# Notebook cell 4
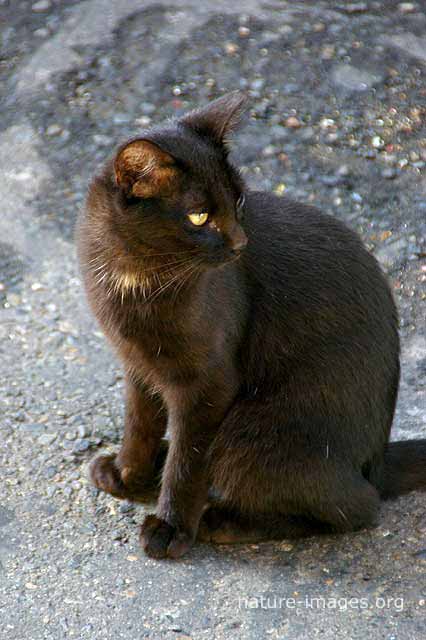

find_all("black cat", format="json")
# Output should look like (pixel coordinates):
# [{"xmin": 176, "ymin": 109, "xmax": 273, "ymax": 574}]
[{"xmin": 76, "ymin": 92, "xmax": 426, "ymax": 559}]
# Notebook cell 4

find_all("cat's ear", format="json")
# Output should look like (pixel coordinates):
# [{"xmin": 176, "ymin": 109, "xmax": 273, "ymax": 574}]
[
  {"xmin": 114, "ymin": 139, "xmax": 177, "ymax": 198},
  {"xmin": 181, "ymin": 91, "xmax": 247, "ymax": 145}
]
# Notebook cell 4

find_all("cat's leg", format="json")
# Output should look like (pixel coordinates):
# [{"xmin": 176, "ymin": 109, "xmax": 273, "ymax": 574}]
[
  {"xmin": 198, "ymin": 472, "xmax": 380, "ymax": 545},
  {"xmin": 197, "ymin": 502, "xmax": 323, "ymax": 544},
  {"xmin": 90, "ymin": 377, "xmax": 167, "ymax": 501},
  {"xmin": 201, "ymin": 397, "xmax": 381, "ymax": 544},
  {"xmin": 140, "ymin": 368, "xmax": 240, "ymax": 559}
]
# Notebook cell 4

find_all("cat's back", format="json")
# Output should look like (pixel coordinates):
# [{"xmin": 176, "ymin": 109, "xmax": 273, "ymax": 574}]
[
  {"xmin": 240, "ymin": 191, "xmax": 399, "ymax": 381},
  {"xmin": 242, "ymin": 191, "xmax": 393, "ymax": 309}
]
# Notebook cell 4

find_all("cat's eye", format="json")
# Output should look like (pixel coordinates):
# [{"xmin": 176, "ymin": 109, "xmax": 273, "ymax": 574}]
[{"xmin": 187, "ymin": 211, "xmax": 209, "ymax": 226}]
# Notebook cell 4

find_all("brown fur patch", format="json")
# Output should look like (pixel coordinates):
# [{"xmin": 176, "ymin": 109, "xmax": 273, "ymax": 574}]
[{"xmin": 114, "ymin": 139, "xmax": 177, "ymax": 198}]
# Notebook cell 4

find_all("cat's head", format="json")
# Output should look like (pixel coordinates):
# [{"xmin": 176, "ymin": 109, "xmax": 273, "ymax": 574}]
[{"xmin": 107, "ymin": 92, "xmax": 248, "ymax": 273}]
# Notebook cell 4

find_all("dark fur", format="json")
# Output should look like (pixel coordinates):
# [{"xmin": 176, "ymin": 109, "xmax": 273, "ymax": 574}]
[{"xmin": 76, "ymin": 93, "xmax": 426, "ymax": 559}]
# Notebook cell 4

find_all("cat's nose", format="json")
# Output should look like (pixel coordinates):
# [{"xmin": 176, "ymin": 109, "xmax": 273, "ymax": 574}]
[{"xmin": 230, "ymin": 226, "xmax": 248, "ymax": 253}]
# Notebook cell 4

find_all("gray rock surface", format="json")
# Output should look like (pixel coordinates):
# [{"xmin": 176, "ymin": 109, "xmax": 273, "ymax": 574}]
[{"xmin": 1, "ymin": 1, "xmax": 425, "ymax": 639}]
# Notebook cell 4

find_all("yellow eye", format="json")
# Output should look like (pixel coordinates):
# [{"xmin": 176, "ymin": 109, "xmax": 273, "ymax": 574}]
[{"xmin": 187, "ymin": 211, "xmax": 209, "ymax": 226}]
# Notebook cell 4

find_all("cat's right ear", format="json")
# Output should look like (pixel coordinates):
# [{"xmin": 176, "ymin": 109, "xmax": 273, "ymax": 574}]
[
  {"xmin": 181, "ymin": 91, "xmax": 247, "ymax": 146},
  {"xmin": 114, "ymin": 139, "xmax": 177, "ymax": 198}
]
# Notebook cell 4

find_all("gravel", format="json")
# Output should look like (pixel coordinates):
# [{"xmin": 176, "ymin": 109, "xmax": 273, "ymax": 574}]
[{"xmin": 0, "ymin": 1, "xmax": 425, "ymax": 639}]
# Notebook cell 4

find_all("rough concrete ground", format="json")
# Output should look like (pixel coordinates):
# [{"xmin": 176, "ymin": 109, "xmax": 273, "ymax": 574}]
[{"xmin": 0, "ymin": 1, "xmax": 425, "ymax": 638}]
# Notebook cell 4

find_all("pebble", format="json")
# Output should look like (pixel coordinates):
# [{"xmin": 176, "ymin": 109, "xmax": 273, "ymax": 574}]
[
  {"xmin": 77, "ymin": 425, "xmax": 90, "ymax": 438},
  {"xmin": 344, "ymin": 2, "xmax": 368, "ymax": 12},
  {"xmin": 119, "ymin": 501, "xmax": 135, "ymax": 514},
  {"xmin": 34, "ymin": 28, "xmax": 49, "ymax": 38},
  {"xmin": 92, "ymin": 134, "xmax": 112, "ymax": 147},
  {"xmin": 65, "ymin": 431, "xmax": 77, "ymax": 441},
  {"xmin": 262, "ymin": 144, "xmax": 276, "ymax": 157},
  {"xmin": 285, "ymin": 116, "xmax": 302, "ymax": 129},
  {"xmin": 372, "ymin": 136, "xmax": 385, "ymax": 149},
  {"xmin": 382, "ymin": 167, "xmax": 397, "ymax": 180},
  {"xmin": 21, "ymin": 422, "xmax": 46, "ymax": 433},
  {"xmin": 336, "ymin": 165, "xmax": 350, "ymax": 177},
  {"xmin": 319, "ymin": 118, "xmax": 335, "ymax": 129},
  {"xmin": 73, "ymin": 438, "xmax": 90, "ymax": 453},
  {"xmin": 46, "ymin": 124, "xmax": 62, "ymax": 137},
  {"xmin": 38, "ymin": 433, "xmax": 57, "ymax": 446},
  {"xmin": 238, "ymin": 26, "xmax": 250, "ymax": 38},
  {"xmin": 398, "ymin": 2, "xmax": 416, "ymax": 13},
  {"xmin": 112, "ymin": 529, "xmax": 125, "ymax": 541},
  {"xmin": 32, "ymin": 0, "xmax": 51, "ymax": 11},
  {"xmin": 375, "ymin": 238, "xmax": 408, "ymax": 268}
]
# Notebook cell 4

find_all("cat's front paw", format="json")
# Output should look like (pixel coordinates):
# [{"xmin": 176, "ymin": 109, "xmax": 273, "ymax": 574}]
[
  {"xmin": 139, "ymin": 514, "xmax": 194, "ymax": 559},
  {"xmin": 90, "ymin": 454, "xmax": 155, "ymax": 501}
]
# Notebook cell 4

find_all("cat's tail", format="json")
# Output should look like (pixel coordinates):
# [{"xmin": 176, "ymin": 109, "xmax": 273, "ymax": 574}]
[{"xmin": 380, "ymin": 440, "xmax": 426, "ymax": 499}]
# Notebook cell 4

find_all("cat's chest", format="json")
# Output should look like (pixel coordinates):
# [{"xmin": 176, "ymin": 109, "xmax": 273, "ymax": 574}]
[{"xmin": 114, "ymin": 305, "xmax": 219, "ymax": 390}]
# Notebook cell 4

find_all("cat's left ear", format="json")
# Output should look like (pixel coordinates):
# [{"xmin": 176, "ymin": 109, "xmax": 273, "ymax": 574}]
[
  {"xmin": 114, "ymin": 139, "xmax": 177, "ymax": 198},
  {"xmin": 181, "ymin": 91, "xmax": 247, "ymax": 146}
]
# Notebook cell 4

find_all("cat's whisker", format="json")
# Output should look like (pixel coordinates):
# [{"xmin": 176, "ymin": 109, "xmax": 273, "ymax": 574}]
[
  {"xmin": 145, "ymin": 261, "xmax": 198, "ymax": 305},
  {"xmin": 171, "ymin": 259, "xmax": 203, "ymax": 304}
]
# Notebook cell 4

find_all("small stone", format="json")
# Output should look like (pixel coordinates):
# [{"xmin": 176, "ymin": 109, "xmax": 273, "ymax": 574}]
[
  {"xmin": 382, "ymin": 167, "xmax": 397, "ymax": 179},
  {"xmin": 372, "ymin": 136, "xmax": 385, "ymax": 149},
  {"xmin": 320, "ymin": 118, "xmax": 335, "ymax": 129},
  {"xmin": 398, "ymin": 2, "xmax": 416, "ymax": 13},
  {"xmin": 21, "ymin": 422, "xmax": 45, "ymax": 433},
  {"xmin": 7, "ymin": 293, "xmax": 20, "ymax": 306},
  {"xmin": 321, "ymin": 175, "xmax": 341, "ymax": 187},
  {"xmin": 224, "ymin": 42, "xmax": 239, "ymax": 55},
  {"xmin": 38, "ymin": 433, "xmax": 57, "ymax": 446},
  {"xmin": 325, "ymin": 132, "xmax": 339, "ymax": 144},
  {"xmin": 344, "ymin": 3, "xmax": 368, "ymax": 14},
  {"xmin": 119, "ymin": 501, "xmax": 135, "ymax": 514},
  {"xmin": 45, "ymin": 466, "xmax": 57, "ymax": 479},
  {"xmin": 112, "ymin": 529, "xmax": 124, "ymax": 540},
  {"xmin": 336, "ymin": 165, "xmax": 350, "ymax": 177},
  {"xmin": 46, "ymin": 124, "xmax": 62, "ymax": 137},
  {"xmin": 65, "ymin": 431, "xmax": 76, "ymax": 441},
  {"xmin": 238, "ymin": 26, "xmax": 250, "ymax": 37},
  {"xmin": 351, "ymin": 192, "xmax": 363, "ymax": 203},
  {"xmin": 375, "ymin": 238, "xmax": 408, "ymax": 268},
  {"xmin": 92, "ymin": 134, "xmax": 112, "ymax": 147},
  {"xmin": 321, "ymin": 45, "xmax": 335, "ymax": 60},
  {"xmin": 77, "ymin": 425, "xmax": 89, "ymax": 438},
  {"xmin": 32, "ymin": 0, "xmax": 51, "ymax": 11},
  {"xmin": 73, "ymin": 438, "xmax": 90, "ymax": 453},
  {"xmin": 285, "ymin": 116, "xmax": 302, "ymax": 129},
  {"xmin": 34, "ymin": 28, "xmax": 49, "ymax": 38},
  {"xmin": 262, "ymin": 144, "xmax": 276, "ymax": 157}
]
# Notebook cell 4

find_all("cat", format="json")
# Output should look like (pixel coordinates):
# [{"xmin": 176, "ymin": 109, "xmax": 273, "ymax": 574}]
[{"xmin": 76, "ymin": 92, "xmax": 426, "ymax": 559}]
